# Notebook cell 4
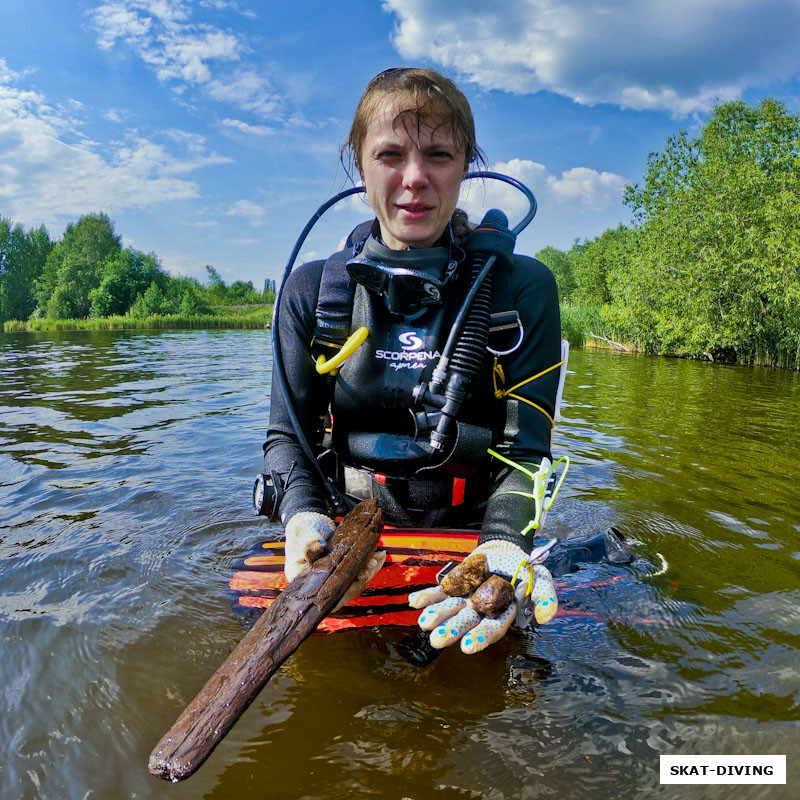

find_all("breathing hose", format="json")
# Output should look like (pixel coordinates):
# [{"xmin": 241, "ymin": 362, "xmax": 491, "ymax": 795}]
[
  {"xmin": 271, "ymin": 187, "xmax": 364, "ymax": 515},
  {"xmin": 427, "ymin": 209, "xmax": 512, "ymax": 452},
  {"xmin": 268, "ymin": 173, "xmax": 537, "ymax": 515}
]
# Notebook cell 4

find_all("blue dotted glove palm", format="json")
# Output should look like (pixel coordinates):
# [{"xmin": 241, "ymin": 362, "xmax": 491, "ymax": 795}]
[{"xmin": 408, "ymin": 540, "xmax": 558, "ymax": 654}]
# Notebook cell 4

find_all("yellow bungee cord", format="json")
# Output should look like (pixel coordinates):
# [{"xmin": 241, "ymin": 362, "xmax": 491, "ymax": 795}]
[
  {"xmin": 488, "ymin": 447, "xmax": 569, "ymax": 596},
  {"xmin": 315, "ymin": 326, "xmax": 369, "ymax": 375}
]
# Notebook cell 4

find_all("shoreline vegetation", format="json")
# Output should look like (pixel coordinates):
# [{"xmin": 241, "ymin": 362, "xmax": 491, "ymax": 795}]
[
  {"xmin": 2, "ymin": 305, "xmax": 272, "ymax": 332},
  {"xmin": 538, "ymin": 99, "xmax": 800, "ymax": 372},
  {"xmin": 1, "ymin": 301, "xmax": 788, "ymax": 366},
  {"xmin": 2, "ymin": 99, "xmax": 799, "ymax": 369},
  {"xmin": 0, "ymin": 304, "xmax": 627, "ymax": 356}
]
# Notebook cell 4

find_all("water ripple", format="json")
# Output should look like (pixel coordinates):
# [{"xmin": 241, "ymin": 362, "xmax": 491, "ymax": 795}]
[{"xmin": 1, "ymin": 333, "xmax": 799, "ymax": 799}]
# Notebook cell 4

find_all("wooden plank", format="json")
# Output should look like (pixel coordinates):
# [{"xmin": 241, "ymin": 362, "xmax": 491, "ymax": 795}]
[{"xmin": 148, "ymin": 499, "xmax": 383, "ymax": 782}]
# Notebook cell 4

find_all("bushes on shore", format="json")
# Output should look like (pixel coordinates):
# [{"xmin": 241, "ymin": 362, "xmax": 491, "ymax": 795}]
[
  {"xmin": 537, "ymin": 99, "xmax": 800, "ymax": 369},
  {"xmin": 1, "ymin": 213, "xmax": 275, "ymax": 331}
]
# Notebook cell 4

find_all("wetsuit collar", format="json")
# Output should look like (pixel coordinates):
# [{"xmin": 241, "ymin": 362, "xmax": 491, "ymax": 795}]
[{"xmin": 347, "ymin": 229, "xmax": 459, "ymax": 315}]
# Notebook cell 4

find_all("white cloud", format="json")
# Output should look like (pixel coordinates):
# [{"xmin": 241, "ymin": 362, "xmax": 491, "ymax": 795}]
[
  {"xmin": 225, "ymin": 199, "xmax": 266, "ymax": 225},
  {"xmin": 0, "ymin": 59, "xmax": 22, "ymax": 84},
  {"xmin": 199, "ymin": 0, "xmax": 257, "ymax": 18},
  {"xmin": 548, "ymin": 166, "xmax": 627, "ymax": 212},
  {"xmin": 181, "ymin": 219, "xmax": 219, "ymax": 227},
  {"xmin": 92, "ymin": 0, "xmax": 240, "ymax": 83},
  {"xmin": 207, "ymin": 70, "xmax": 280, "ymax": 116},
  {"xmin": 114, "ymin": 135, "xmax": 229, "ymax": 176},
  {"xmin": 221, "ymin": 117, "xmax": 275, "ymax": 136},
  {"xmin": 90, "ymin": 1, "xmax": 284, "ymax": 117},
  {"xmin": 92, "ymin": 2, "xmax": 154, "ymax": 49},
  {"xmin": 383, "ymin": 0, "xmax": 800, "ymax": 115},
  {"xmin": 0, "ymin": 62, "xmax": 230, "ymax": 227},
  {"xmin": 459, "ymin": 159, "xmax": 626, "ymax": 223}
]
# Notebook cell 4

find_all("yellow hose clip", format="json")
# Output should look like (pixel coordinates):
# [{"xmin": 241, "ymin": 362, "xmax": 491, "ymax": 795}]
[
  {"xmin": 511, "ymin": 560, "xmax": 535, "ymax": 598},
  {"xmin": 315, "ymin": 326, "xmax": 369, "ymax": 375}
]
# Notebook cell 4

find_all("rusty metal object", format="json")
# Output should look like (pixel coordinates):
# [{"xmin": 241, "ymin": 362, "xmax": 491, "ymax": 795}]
[
  {"xmin": 148, "ymin": 499, "xmax": 383, "ymax": 783},
  {"xmin": 470, "ymin": 574, "xmax": 515, "ymax": 617}
]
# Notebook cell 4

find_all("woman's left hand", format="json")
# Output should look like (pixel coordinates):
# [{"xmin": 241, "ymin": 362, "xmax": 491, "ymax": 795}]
[{"xmin": 408, "ymin": 540, "xmax": 558, "ymax": 654}]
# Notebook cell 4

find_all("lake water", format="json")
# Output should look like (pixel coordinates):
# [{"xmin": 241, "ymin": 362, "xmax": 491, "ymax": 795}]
[{"xmin": 1, "ymin": 329, "xmax": 798, "ymax": 799}]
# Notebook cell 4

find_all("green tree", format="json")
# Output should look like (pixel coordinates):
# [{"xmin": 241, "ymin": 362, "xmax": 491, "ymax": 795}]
[
  {"xmin": 568, "ymin": 226, "xmax": 633, "ymax": 308},
  {"xmin": 535, "ymin": 246, "xmax": 576, "ymax": 301},
  {"xmin": 179, "ymin": 285, "xmax": 211, "ymax": 316},
  {"xmin": 128, "ymin": 281, "xmax": 168, "ymax": 318},
  {"xmin": 622, "ymin": 98, "xmax": 800, "ymax": 364},
  {"xmin": 227, "ymin": 279, "xmax": 258, "ymax": 304},
  {"xmin": 36, "ymin": 213, "xmax": 121, "ymax": 318},
  {"xmin": 0, "ymin": 219, "xmax": 52, "ymax": 322},
  {"xmin": 89, "ymin": 250, "xmax": 167, "ymax": 317},
  {"xmin": 205, "ymin": 265, "xmax": 227, "ymax": 303}
]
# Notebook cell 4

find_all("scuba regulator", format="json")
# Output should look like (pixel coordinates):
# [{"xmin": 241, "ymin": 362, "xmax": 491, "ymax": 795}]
[
  {"xmin": 410, "ymin": 208, "xmax": 518, "ymax": 462},
  {"xmin": 253, "ymin": 172, "xmax": 537, "ymax": 520}
]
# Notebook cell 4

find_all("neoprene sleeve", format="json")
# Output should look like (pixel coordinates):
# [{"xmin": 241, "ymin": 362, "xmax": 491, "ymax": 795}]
[
  {"xmin": 478, "ymin": 255, "xmax": 561, "ymax": 550},
  {"xmin": 263, "ymin": 260, "xmax": 331, "ymax": 525}
]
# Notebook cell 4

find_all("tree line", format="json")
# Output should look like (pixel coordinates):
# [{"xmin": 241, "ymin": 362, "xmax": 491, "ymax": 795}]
[
  {"xmin": 536, "ymin": 98, "xmax": 800, "ymax": 369},
  {"xmin": 4, "ymin": 98, "xmax": 798, "ymax": 366},
  {"xmin": 0, "ymin": 213, "xmax": 275, "ymax": 326}
]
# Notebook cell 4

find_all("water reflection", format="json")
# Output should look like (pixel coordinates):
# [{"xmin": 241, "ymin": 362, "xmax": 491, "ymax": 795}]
[{"xmin": 0, "ymin": 331, "xmax": 798, "ymax": 799}]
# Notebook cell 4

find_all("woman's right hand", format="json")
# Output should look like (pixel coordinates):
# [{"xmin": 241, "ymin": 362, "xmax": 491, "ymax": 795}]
[
  {"xmin": 283, "ymin": 511, "xmax": 385, "ymax": 610},
  {"xmin": 283, "ymin": 511, "xmax": 337, "ymax": 581},
  {"xmin": 408, "ymin": 540, "xmax": 558, "ymax": 654}
]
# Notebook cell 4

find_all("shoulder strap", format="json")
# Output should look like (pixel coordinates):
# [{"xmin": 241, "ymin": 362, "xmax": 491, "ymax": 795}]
[
  {"xmin": 490, "ymin": 265, "xmax": 515, "ymax": 315},
  {"xmin": 311, "ymin": 220, "xmax": 372, "ymax": 357}
]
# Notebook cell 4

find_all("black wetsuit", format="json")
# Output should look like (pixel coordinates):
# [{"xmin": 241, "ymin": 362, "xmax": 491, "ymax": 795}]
[{"xmin": 264, "ymin": 223, "xmax": 561, "ymax": 551}]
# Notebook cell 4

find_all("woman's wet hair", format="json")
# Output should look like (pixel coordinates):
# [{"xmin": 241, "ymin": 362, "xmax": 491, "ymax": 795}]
[{"xmin": 342, "ymin": 67, "xmax": 486, "ymax": 180}]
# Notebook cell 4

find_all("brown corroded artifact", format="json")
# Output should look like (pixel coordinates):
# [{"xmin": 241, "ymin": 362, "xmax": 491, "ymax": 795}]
[
  {"xmin": 148, "ymin": 499, "xmax": 383, "ymax": 783},
  {"xmin": 305, "ymin": 537, "xmax": 328, "ymax": 562},
  {"xmin": 471, "ymin": 575, "xmax": 515, "ymax": 617},
  {"xmin": 440, "ymin": 553, "xmax": 490, "ymax": 596}
]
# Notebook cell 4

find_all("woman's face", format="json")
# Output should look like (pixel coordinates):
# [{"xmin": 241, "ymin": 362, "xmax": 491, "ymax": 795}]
[{"xmin": 359, "ymin": 98, "xmax": 467, "ymax": 250}]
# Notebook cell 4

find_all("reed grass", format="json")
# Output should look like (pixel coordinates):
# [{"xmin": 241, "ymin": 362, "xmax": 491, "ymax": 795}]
[
  {"xmin": 6, "ymin": 305, "xmax": 795, "ymax": 369},
  {"xmin": 2, "ymin": 310, "xmax": 272, "ymax": 332},
  {"xmin": 2, "ymin": 304, "xmax": 624, "ymax": 341},
  {"xmin": 559, "ymin": 303, "xmax": 603, "ymax": 347}
]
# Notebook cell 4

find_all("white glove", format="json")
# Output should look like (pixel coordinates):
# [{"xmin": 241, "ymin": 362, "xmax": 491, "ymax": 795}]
[
  {"xmin": 284, "ymin": 512, "xmax": 336, "ymax": 582},
  {"xmin": 409, "ymin": 540, "xmax": 558, "ymax": 655},
  {"xmin": 283, "ymin": 511, "xmax": 386, "ymax": 611}
]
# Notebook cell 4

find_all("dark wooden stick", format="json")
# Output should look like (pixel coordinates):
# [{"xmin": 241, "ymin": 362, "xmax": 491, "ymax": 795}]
[{"xmin": 148, "ymin": 499, "xmax": 383, "ymax": 782}]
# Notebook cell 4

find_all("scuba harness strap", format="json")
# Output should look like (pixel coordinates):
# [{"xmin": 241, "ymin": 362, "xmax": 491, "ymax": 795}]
[
  {"xmin": 309, "ymin": 215, "xmax": 524, "ymax": 514},
  {"xmin": 311, "ymin": 221, "xmax": 519, "ymax": 364},
  {"xmin": 310, "ymin": 221, "xmax": 372, "ymax": 361},
  {"xmin": 256, "ymin": 174, "xmax": 542, "ymax": 522}
]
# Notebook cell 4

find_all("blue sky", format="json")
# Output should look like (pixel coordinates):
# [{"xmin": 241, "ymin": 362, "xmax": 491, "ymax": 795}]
[{"xmin": 2, "ymin": 0, "xmax": 800, "ymax": 287}]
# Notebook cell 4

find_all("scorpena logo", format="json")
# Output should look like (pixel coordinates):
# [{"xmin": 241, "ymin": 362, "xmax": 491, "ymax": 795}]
[
  {"xmin": 375, "ymin": 330, "xmax": 441, "ymax": 371},
  {"xmin": 398, "ymin": 331, "xmax": 424, "ymax": 352}
]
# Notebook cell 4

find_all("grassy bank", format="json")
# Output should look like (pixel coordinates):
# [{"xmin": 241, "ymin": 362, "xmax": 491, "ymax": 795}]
[
  {"xmin": 2, "ymin": 307, "xmax": 272, "ymax": 332},
  {"xmin": 5, "ymin": 303, "xmax": 618, "ymax": 343},
  {"xmin": 559, "ymin": 303, "xmax": 635, "ymax": 352},
  {"xmin": 14, "ymin": 303, "xmax": 780, "ymax": 364}
]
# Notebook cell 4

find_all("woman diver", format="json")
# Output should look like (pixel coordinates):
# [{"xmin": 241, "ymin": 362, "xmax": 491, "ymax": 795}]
[{"xmin": 262, "ymin": 67, "xmax": 564, "ymax": 654}]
